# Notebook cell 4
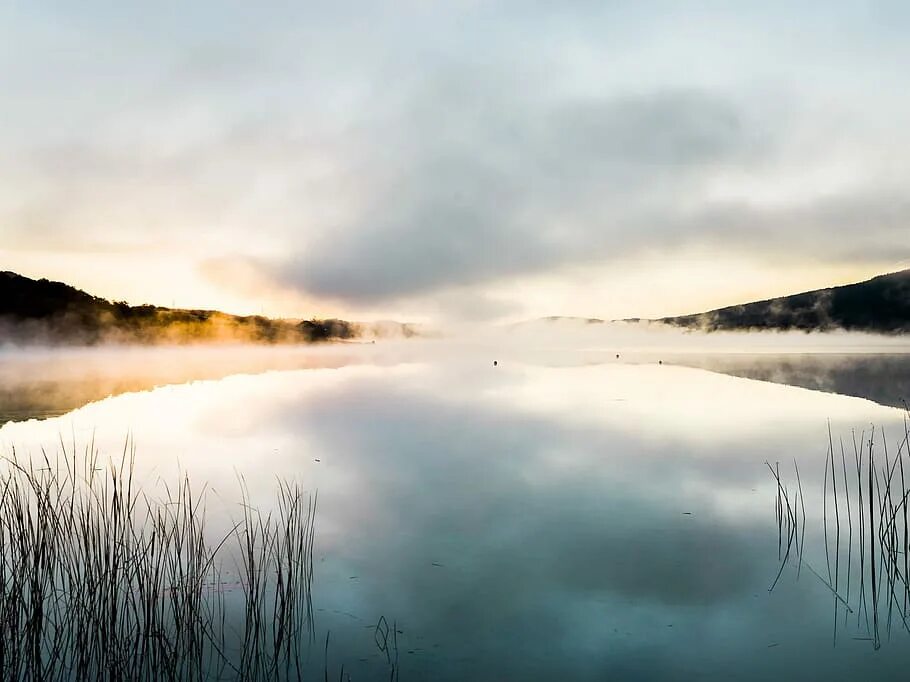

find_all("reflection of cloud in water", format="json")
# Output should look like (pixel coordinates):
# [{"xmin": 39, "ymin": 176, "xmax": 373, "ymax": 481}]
[
  {"xmin": 244, "ymin": 366, "xmax": 907, "ymax": 679},
  {"xmin": 1, "ymin": 352, "xmax": 910, "ymax": 678},
  {"xmin": 491, "ymin": 362, "xmax": 892, "ymax": 443},
  {"xmin": 2, "ymin": 341, "xmax": 908, "ymax": 426}
]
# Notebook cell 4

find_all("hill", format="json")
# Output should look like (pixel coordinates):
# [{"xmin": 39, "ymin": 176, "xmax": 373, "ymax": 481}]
[
  {"xmin": 0, "ymin": 271, "xmax": 359, "ymax": 346},
  {"xmin": 658, "ymin": 269, "xmax": 910, "ymax": 333}
]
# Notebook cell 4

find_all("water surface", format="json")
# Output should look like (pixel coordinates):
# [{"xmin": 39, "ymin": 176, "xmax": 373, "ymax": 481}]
[{"xmin": 2, "ymin": 343, "xmax": 909, "ymax": 680}]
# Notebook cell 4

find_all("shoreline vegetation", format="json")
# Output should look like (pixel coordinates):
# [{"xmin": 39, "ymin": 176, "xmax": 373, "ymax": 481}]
[
  {"xmin": 1, "ymin": 271, "xmax": 372, "ymax": 346},
  {"xmin": 0, "ymin": 440, "xmax": 383, "ymax": 681},
  {"xmin": 770, "ymin": 412, "xmax": 910, "ymax": 648}
]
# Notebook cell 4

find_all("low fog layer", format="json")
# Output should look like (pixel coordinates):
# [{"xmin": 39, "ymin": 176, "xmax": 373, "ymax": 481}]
[
  {"xmin": 661, "ymin": 269, "xmax": 910, "ymax": 333},
  {"xmin": 0, "ymin": 345, "xmax": 375, "ymax": 426},
  {"xmin": 484, "ymin": 318, "xmax": 910, "ymax": 354},
  {"xmin": 1, "ymin": 324, "xmax": 908, "ymax": 426},
  {"xmin": 0, "ymin": 270, "xmax": 421, "ymax": 348}
]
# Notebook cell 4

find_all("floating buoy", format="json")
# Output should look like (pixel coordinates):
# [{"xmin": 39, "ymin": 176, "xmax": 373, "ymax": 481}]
[{"xmin": 493, "ymin": 360, "xmax": 498, "ymax": 367}]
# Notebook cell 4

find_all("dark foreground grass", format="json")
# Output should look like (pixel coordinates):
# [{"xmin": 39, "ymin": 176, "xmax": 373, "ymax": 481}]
[
  {"xmin": 770, "ymin": 410, "xmax": 910, "ymax": 648},
  {"xmin": 0, "ymin": 439, "xmax": 334, "ymax": 681}
]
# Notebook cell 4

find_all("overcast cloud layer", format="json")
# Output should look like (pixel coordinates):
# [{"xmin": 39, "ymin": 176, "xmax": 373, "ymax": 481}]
[{"xmin": 2, "ymin": 2, "xmax": 910, "ymax": 320}]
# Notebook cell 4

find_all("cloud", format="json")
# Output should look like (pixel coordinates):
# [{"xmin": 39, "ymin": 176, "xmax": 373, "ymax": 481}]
[
  {"xmin": 689, "ymin": 191, "xmax": 910, "ymax": 264},
  {"xmin": 234, "ymin": 368, "xmax": 841, "ymax": 680},
  {"xmin": 273, "ymin": 87, "xmax": 756, "ymax": 303},
  {"xmin": 3, "ymin": 1, "xmax": 910, "ymax": 318}
]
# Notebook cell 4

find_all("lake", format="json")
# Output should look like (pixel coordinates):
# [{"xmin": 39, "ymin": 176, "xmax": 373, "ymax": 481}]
[{"xmin": 1, "ymin": 341, "xmax": 909, "ymax": 680}]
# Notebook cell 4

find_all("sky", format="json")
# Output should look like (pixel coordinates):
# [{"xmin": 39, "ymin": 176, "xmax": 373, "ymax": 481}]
[{"xmin": 2, "ymin": 1, "xmax": 910, "ymax": 325}]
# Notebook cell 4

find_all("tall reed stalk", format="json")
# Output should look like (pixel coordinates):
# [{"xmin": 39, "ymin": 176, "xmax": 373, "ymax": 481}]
[
  {"xmin": 770, "ymin": 411, "xmax": 910, "ymax": 649},
  {"xmin": 0, "ymin": 440, "xmax": 319, "ymax": 681}
]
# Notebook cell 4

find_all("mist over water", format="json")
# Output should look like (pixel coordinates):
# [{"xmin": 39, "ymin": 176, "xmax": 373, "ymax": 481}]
[{"xmin": 1, "ymin": 332, "xmax": 910, "ymax": 679}]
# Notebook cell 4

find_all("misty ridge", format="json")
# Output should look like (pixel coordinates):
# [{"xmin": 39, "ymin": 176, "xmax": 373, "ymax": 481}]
[
  {"xmin": 657, "ymin": 268, "xmax": 910, "ymax": 333},
  {"xmin": 0, "ymin": 271, "xmax": 415, "ymax": 346},
  {"xmin": 5, "ymin": 267, "xmax": 910, "ymax": 348}
]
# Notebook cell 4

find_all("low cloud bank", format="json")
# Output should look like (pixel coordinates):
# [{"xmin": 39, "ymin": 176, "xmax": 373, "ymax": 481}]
[{"xmin": 466, "ymin": 318, "xmax": 910, "ymax": 355}]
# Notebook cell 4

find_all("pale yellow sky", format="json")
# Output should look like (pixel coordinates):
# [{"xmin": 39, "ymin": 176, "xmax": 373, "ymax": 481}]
[{"xmin": 1, "ymin": 246, "xmax": 898, "ymax": 325}]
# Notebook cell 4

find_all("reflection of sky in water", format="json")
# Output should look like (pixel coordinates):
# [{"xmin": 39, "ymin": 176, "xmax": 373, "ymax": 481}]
[{"xmin": 1, "ymin": 349, "xmax": 910, "ymax": 679}]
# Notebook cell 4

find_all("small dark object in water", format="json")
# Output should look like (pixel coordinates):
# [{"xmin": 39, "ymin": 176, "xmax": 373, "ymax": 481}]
[
  {"xmin": 493, "ymin": 360, "xmax": 498, "ymax": 367},
  {"xmin": 658, "ymin": 360, "xmax": 662, "ymax": 365},
  {"xmin": 616, "ymin": 353, "xmax": 619, "ymax": 359}
]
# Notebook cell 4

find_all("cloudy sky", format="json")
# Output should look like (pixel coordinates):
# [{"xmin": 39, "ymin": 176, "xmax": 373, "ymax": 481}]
[{"xmin": 2, "ymin": 1, "xmax": 909, "ymax": 324}]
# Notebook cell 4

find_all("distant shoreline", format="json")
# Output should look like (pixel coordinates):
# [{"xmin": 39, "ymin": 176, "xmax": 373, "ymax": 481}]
[{"xmin": 0, "ymin": 270, "xmax": 416, "ymax": 347}]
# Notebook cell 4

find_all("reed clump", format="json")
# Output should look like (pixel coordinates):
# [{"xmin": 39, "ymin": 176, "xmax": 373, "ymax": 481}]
[
  {"xmin": 0, "ymin": 440, "xmax": 317, "ymax": 681},
  {"xmin": 769, "ymin": 410, "xmax": 910, "ymax": 649}
]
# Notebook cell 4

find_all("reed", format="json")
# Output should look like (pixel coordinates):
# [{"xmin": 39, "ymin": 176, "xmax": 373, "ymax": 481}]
[
  {"xmin": 0, "ymin": 439, "xmax": 321, "ymax": 681},
  {"xmin": 769, "ymin": 410, "xmax": 910, "ymax": 649}
]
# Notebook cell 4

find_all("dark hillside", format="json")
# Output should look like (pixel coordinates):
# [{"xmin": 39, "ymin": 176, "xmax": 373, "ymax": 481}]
[
  {"xmin": 659, "ymin": 269, "xmax": 910, "ymax": 333},
  {"xmin": 0, "ymin": 271, "xmax": 359, "ymax": 346}
]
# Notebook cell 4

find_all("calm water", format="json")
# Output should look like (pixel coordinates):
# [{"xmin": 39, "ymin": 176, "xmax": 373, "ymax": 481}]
[{"xmin": 1, "ymin": 342, "xmax": 910, "ymax": 680}]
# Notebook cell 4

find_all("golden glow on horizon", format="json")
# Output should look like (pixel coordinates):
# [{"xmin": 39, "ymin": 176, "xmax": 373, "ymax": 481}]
[
  {"xmin": 0, "ymin": 246, "xmax": 900, "ymax": 324},
  {"xmin": 0, "ymin": 249, "xmax": 339, "ymax": 320}
]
